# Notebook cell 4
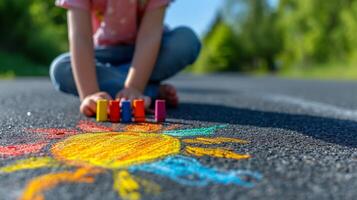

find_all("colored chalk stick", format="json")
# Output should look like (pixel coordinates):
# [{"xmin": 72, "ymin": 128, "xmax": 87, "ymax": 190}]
[
  {"xmin": 155, "ymin": 100, "xmax": 166, "ymax": 122},
  {"xmin": 133, "ymin": 99, "xmax": 146, "ymax": 122},
  {"xmin": 96, "ymin": 99, "xmax": 108, "ymax": 122},
  {"xmin": 109, "ymin": 100, "xmax": 120, "ymax": 123},
  {"xmin": 121, "ymin": 100, "xmax": 132, "ymax": 123}
]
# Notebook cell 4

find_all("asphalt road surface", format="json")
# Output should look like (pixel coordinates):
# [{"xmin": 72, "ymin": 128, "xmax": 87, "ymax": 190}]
[{"xmin": 1, "ymin": 74, "xmax": 357, "ymax": 200}]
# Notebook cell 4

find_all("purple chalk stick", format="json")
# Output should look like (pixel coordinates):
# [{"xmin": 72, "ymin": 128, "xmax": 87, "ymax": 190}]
[{"xmin": 155, "ymin": 100, "xmax": 166, "ymax": 122}]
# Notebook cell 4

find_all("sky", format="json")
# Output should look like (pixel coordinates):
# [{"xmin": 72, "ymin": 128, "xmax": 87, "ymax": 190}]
[
  {"xmin": 165, "ymin": 0, "xmax": 223, "ymax": 37},
  {"xmin": 164, "ymin": 0, "xmax": 279, "ymax": 38}
]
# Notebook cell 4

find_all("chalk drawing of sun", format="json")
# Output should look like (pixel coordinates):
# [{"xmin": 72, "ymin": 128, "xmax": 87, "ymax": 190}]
[{"xmin": 0, "ymin": 120, "xmax": 262, "ymax": 200}]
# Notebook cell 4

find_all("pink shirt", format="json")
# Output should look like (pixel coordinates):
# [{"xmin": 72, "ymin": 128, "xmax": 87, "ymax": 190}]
[{"xmin": 56, "ymin": 0, "xmax": 170, "ymax": 46}]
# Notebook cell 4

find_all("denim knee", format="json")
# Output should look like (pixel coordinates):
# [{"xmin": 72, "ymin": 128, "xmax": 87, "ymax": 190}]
[
  {"xmin": 151, "ymin": 26, "xmax": 201, "ymax": 81},
  {"xmin": 168, "ymin": 26, "xmax": 201, "ymax": 65},
  {"xmin": 49, "ymin": 53, "xmax": 77, "ymax": 95}
]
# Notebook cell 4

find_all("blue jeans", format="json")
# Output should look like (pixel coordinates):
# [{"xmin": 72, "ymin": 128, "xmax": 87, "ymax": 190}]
[{"xmin": 50, "ymin": 26, "xmax": 201, "ymax": 99}]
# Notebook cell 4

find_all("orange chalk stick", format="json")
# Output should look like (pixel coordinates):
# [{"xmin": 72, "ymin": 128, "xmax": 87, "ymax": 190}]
[{"xmin": 133, "ymin": 99, "xmax": 145, "ymax": 122}]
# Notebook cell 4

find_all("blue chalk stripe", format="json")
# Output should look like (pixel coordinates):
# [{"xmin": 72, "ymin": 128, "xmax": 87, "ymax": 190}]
[{"xmin": 129, "ymin": 155, "xmax": 262, "ymax": 188}]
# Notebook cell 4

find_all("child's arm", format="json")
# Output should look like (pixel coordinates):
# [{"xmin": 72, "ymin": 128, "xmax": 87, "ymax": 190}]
[
  {"xmin": 68, "ymin": 8, "xmax": 99, "ymax": 100},
  {"xmin": 68, "ymin": 8, "xmax": 112, "ymax": 116},
  {"xmin": 117, "ymin": 7, "xmax": 167, "ymax": 106}
]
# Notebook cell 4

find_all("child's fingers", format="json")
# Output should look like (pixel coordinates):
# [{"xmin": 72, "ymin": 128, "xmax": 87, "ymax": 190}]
[
  {"xmin": 86, "ymin": 99, "xmax": 97, "ymax": 114},
  {"xmin": 97, "ymin": 92, "xmax": 112, "ymax": 100},
  {"xmin": 116, "ymin": 91, "xmax": 125, "ymax": 99},
  {"xmin": 115, "ymin": 94, "xmax": 121, "ymax": 100},
  {"xmin": 129, "ymin": 95, "xmax": 137, "ymax": 102},
  {"xmin": 83, "ymin": 106, "xmax": 95, "ymax": 117},
  {"xmin": 118, "ymin": 97, "xmax": 129, "ymax": 104},
  {"xmin": 143, "ymin": 96, "xmax": 151, "ymax": 108},
  {"xmin": 93, "ymin": 95, "xmax": 109, "ymax": 102},
  {"xmin": 80, "ymin": 99, "xmax": 95, "ymax": 117}
]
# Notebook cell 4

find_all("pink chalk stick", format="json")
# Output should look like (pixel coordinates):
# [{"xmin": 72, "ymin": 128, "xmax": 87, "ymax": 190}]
[{"xmin": 155, "ymin": 100, "xmax": 166, "ymax": 122}]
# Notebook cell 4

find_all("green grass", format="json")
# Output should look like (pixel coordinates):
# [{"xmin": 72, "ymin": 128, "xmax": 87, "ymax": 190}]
[
  {"xmin": 2, "ymin": 50, "xmax": 357, "ymax": 81},
  {"xmin": 0, "ymin": 51, "xmax": 49, "ymax": 79},
  {"xmin": 189, "ymin": 62, "xmax": 357, "ymax": 80},
  {"xmin": 278, "ymin": 62, "xmax": 357, "ymax": 80}
]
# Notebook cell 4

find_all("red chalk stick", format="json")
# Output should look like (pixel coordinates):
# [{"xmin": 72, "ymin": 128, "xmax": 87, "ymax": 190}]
[
  {"xmin": 133, "ymin": 99, "xmax": 146, "ymax": 122},
  {"xmin": 155, "ymin": 100, "xmax": 166, "ymax": 122},
  {"xmin": 109, "ymin": 100, "xmax": 120, "ymax": 123}
]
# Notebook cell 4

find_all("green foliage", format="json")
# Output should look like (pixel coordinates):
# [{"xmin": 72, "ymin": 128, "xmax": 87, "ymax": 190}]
[
  {"xmin": 193, "ymin": 0, "xmax": 357, "ymax": 77},
  {"xmin": 0, "ymin": 50, "xmax": 48, "ymax": 78},
  {"xmin": 277, "ymin": 0, "xmax": 348, "ymax": 66},
  {"xmin": 193, "ymin": 0, "xmax": 282, "ymax": 73},
  {"xmin": 335, "ymin": 1, "xmax": 357, "ymax": 62},
  {"xmin": 193, "ymin": 16, "xmax": 242, "ymax": 73},
  {"xmin": 0, "ymin": 0, "xmax": 67, "ymax": 65},
  {"xmin": 3, "ymin": 0, "xmax": 357, "ymax": 78}
]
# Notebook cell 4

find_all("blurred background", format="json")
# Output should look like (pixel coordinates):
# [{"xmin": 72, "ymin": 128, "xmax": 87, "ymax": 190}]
[{"xmin": 1, "ymin": 0, "xmax": 357, "ymax": 79}]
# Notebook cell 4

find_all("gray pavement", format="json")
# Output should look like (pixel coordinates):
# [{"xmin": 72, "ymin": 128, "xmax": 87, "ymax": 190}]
[{"xmin": 0, "ymin": 74, "xmax": 357, "ymax": 200}]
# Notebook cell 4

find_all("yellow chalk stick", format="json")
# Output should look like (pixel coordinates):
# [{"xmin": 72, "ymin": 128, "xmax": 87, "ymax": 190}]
[{"xmin": 96, "ymin": 99, "xmax": 108, "ymax": 122}]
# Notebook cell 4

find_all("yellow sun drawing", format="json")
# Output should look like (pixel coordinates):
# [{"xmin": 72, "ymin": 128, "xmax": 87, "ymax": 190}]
[{"xmin": 0, "ymin": 121, "xmax": 262, "ymax": 200}]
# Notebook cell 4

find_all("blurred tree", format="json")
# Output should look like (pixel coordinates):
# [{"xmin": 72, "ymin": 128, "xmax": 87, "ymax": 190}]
[
  {"xmin": 193, "ymin": 0, "xmax": 357, "ymax": 74},
  {"xmin": 3, "ymin": 0, "xmax": 357, "ymax": 75},
  {"xmin": 0, "ymin": 0, "xmax": 67, "ymax": 64},
  {"xmin": 192, "ymin": 14, "xmax": 242, "ymax": 73},
  {"xmin": 277, "ymin": 0, "xmax": 355, "ymax": 67},
  {"xmin": 193, "ymin": 0, "xmax": 281, "ymax": 73},
  {"xmin": 340, "ymin": 1, "xmax": 357, "ymax": 62}
]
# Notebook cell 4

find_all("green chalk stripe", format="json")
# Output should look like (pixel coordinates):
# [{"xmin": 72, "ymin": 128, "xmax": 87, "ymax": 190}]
[{"xmin": 163, "ymin": 125, "xmax": 227, "ymax": 137}]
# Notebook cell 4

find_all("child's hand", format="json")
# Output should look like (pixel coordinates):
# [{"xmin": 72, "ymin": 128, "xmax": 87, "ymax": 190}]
[
  {"xmin": 116, "ymin": 87, "xmax": 151, "ymax": 108},
  {"xmin": 80, "ymin": 92, "xmax": 112, "ymax": 117}
]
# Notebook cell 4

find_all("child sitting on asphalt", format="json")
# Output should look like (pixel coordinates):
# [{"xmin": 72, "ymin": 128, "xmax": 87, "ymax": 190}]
[{"xmin": 50, "ymin": 0, "xmax": 201, "ymax": 116}]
